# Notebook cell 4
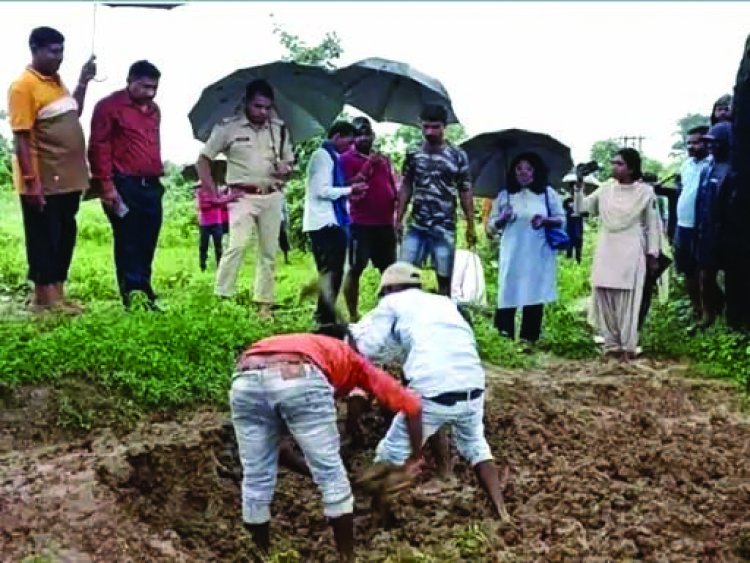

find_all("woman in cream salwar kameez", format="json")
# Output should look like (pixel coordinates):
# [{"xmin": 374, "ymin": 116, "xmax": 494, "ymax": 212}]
[{"xmin": 575, "ymin": 148, "xmax": 662, "ymax": 361}]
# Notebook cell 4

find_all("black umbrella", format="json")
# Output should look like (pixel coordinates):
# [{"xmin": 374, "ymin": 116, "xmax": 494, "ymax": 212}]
[
  {"xmin": 189, "ymin": 61, "xmax": 344, "ymax": 144},
  {"xmin": 102, "ymin": 2, "xmax": 182, "ymax": 7},
  {"xmin": 334, "ymin": 57, "xmax": 459, "ymax": 125},
  {"xmin": 461, "ymin": 129, "xmax": 573, "ymax": 199}
]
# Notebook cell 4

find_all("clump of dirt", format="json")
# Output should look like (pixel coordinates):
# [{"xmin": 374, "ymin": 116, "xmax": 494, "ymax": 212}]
[{"xmin": 2, "ymin": 358, "xmax": 749, "ymax": 561}]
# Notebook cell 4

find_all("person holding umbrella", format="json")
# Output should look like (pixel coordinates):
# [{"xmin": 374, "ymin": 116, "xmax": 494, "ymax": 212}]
[
  {"xmin": 397, "ymin": 104, "xmax": 476, "ymax": 296},
  {"xmin": 9, "ymin": 27, "xmax": 96, "ymax": 314},
  {"xmin": 196, "ymin": 80, "xmax": 295, "ymax": 320},
  {"xmin": 486, "ymin": 152, "xmax": 565, "ymax": 346}
]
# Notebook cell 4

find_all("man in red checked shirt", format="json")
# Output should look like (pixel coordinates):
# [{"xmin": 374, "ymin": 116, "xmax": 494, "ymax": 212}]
[
  {"xmin": 230, "ymin": 325, "xmax": 422, "ymax": 562},
  {"xmin": 340, "ymin": 117, "xmax": 399, "ymax": 322},
  {"xmin": 88, "ymin": 60, "xmax": 165, "ymax": 311}
]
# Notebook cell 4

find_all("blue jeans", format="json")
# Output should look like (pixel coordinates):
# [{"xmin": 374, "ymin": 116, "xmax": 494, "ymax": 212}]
[
  {"xmin": 374, "ymin": 393, "xmax": 493, "ymax": 467},
  {"xmin": 105, "ymin": 174, "xmax": 164, "ymax": 301},
  {"xmin": 229, "ymin": 363, "xmax": 353, "ymax": 524},
  {"xmin": 400, "ymin": 225, "xmax": 456, "ymax": 278}
]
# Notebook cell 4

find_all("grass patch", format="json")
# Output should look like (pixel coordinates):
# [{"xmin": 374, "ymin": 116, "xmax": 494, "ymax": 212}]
[{"xmin": 0, "ymin": 187, "xmax": 746, "ymax": 426}]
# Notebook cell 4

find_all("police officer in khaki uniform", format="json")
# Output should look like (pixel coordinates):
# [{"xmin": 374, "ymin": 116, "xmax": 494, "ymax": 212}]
[{"xmin": 196, "ymin": 80, "xmax": 294, "ymax": 319}]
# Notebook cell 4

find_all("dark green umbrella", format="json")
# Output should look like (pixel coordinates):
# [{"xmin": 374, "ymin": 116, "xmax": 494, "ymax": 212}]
[
  {"xmin": 335, "ymin": 57, "xmax": 458, "ymax": 125},
  {"xmin": 461, "ymin": 129, "xmax": 573, "ymax": 199},
  {"xmin": 189, "ymin": 61, "xmax": 344, "ymax": 144}
]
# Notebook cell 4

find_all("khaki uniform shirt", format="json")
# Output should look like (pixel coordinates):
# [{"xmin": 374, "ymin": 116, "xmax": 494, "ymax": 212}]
[{"xmin": 200, "ymin": 115, "xmax": 294, "ymax": 190}]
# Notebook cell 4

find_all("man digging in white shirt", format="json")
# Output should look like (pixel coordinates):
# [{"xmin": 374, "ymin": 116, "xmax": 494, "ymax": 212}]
[{"xmin": 351, "ymin": 262, "xmax": 509, "ymax": 521}]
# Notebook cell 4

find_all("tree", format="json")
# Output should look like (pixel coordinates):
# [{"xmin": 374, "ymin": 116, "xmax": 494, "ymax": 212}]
[
  {"xmin": 271, "ymin": 18, "xmax": 342, "ymax": 70},
  {"xmin": 670, "ymin": 112, "xmax": 710, "ymax": 157},
  {"xmin": 0, "ymin": 111, "xmax": 12, "ymax": 189},
  {"xmin": 271, "ymin": 20, "xmax": 346, "ymax": 250},
  {"xmin": 590, "ymin": 138, "xmax": 620, "ymax": 180},
  {"xmin": 589, "ymin": 138, "xmax": 669, "ymax": 181}
]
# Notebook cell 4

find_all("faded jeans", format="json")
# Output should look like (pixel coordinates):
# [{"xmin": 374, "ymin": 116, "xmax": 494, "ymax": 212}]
[
  {"xmin": 400, "ymin": 225, "xmax": 456, "ymax": 279},
  {"xmin": 375, "ymin": 393, "xmax": 493, "ymax": 467},
  {"xmin": 229, "ymin": 363, "xmax": 353, "ymax": 524}
]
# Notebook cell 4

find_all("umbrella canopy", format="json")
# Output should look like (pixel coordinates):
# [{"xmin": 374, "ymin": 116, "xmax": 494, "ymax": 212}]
[
  {"xmin": 189, "ymin": 61, "xmax": 344, "ymax": 144},
  {"xmin": 334, "ymin": 57, "xmax": 459, "ymax": 126},
  {"xmin": 102, "ymin": 2, "xmax": 182, "ymax": 8},
  {"xmin": 461, "ymin": 129, "xmax": 573, "ymax": 199}
]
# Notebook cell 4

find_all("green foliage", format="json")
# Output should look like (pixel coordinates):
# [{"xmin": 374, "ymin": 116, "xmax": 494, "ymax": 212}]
[
  {"xmin": 641, "ymin": 289, "xmax": 750, "ymax": 390},
  {"xmin": 0, "ymin": 124, "xmax": 13, "ymax": 189},
  {"xmin": 272, "ymin": 20, "xmax": 343, "ymax": 69},
  {"xmin": 453, "ymin": 523, "xmax": 491, "ymax": 559},
  {"xmin": 590, "ymin": 138, "xmax": 670, "ymax": 182},
  {"xmin": 642, "ymin": 156, "xmax": 666, "ymax": 178},
  {"xmin": 590, "ymin": 139, "xmax": 620, "ymax": 181}
]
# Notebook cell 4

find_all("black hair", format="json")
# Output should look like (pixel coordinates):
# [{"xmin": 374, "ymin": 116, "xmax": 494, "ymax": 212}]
[
  {"xmin": 352, "ymin": 116, "xmax": 373, "ymax": 134},
  {"xmin": 327, "ymin": 121, "xmax": 356, "ymax": 139},
  {"xmin": 313, "ymin": 323, "xmax": 360, "ymax": 352},
  {"xmin": 687, "ymin": 125, "xmax": 709, "ymax": 137},
  {"xmin": 245, "ymin": 79, "xmax": 274, "ymax": 102},
  {"xmin": 29, "ymin": 27, "xmax": 64, "ymax": 50},
  {"xmin": 419, "ymin": 103, "xmax": 448, "ymax": 124},
  {"xmin": 128, "ymin": 60, "xmax": 161, "ymax": 80},
  {"xmin": 615, "ymin": 147, "xmax": 642, "ymax": 181},
  {"xmin": 505, "ymin": 151, "xmax": 549, "ymax": 195},
  {"xmin": 313, "ymin": 323, "xmax": 349, "ymax": 340},
  {"xmin": 710, "ymin": 94, "xmax": 732, "ymax": 125}
]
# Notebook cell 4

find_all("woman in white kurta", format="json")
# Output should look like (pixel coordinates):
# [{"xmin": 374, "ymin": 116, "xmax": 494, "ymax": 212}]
[
  {"xmin": 574, "ymin": 148, "xmax": 662, "ymax": 360},
  {"xmin": 486, "ymin": 152, "xmax": 565, "ymax": 343}
]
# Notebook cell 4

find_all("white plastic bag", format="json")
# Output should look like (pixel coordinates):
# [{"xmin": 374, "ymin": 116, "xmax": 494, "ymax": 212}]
[{"xmin": 451, "ymin": 249, "xmax": 487, "ymax": 307}]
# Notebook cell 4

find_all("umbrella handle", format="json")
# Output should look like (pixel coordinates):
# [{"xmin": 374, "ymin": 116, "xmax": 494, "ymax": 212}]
[{"xmin": 90, "ymin": 3, "xmax": 109, "ymax": 82}]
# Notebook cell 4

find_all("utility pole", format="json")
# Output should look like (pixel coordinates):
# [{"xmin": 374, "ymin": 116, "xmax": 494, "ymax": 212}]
[{"xmin": 619, "ymin": 135, "xmax": 645, "ymax": 152}]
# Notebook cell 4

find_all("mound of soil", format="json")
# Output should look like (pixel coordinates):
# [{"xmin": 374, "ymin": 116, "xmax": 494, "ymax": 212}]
[{"xmin": 1, "ymin": 358, "xmax": 749, "ymax": 561}]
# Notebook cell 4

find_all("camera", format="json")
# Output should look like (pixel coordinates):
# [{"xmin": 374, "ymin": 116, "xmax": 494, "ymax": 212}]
[{"xmin": 575, "ymin": 160, "xmax": 599, "ymax": 178}]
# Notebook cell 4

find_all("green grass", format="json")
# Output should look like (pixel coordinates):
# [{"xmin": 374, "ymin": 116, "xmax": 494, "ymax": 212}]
[{"xmin": 0, "ymin": 185, "xmax": 746, "ymax": 428}]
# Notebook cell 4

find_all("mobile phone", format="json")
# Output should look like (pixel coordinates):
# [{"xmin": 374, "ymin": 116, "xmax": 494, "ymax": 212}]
[{"xmin": 113, "ymin": 198, "xmax": 129, "ymax": 218}]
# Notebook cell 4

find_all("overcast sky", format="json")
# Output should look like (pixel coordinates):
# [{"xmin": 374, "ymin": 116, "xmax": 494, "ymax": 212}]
[{"xmin": 0, "ymin": 1, "xmax": 747, "ymax": 166}]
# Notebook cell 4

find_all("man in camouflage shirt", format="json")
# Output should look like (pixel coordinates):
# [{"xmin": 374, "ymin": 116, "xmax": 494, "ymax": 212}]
[{"xmin": 396, "ymin": 104, "xmax": 476, "ymax": 296}]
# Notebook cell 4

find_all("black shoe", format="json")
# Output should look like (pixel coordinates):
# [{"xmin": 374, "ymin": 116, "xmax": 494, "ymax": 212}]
[{"xmin": 146, "ymin": 300, "xmax": 166, "ymax": 313}]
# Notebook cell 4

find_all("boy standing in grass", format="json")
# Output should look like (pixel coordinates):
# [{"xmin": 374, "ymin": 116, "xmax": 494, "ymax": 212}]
[{"xmin": 195, "ymin": 184, "xmax": 235, "ymax": 271}]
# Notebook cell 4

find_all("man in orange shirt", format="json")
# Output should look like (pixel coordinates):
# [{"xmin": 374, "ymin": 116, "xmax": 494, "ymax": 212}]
[
  {"xmin": 8, "ymin": 27, "xmax": 96, "ymax": 313},
  {"xmin": 230, "ymin": 328, "xmax": 422, "ymax": 562}
]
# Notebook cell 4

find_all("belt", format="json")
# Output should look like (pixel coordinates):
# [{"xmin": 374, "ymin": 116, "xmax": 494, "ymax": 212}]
[
  {"xmin": 426, "ymin": 388, "xmax": 484, "ymax": 407},
  {"xmin": 238, "ymin": 352, "xmax": 306, "ymax": 370},
  {"xmin": 229, "ymin": 183, "xmax": 279, "ymax": 195},
  {"xmin": 114, "ymin": 173, "xmax": 161, "ymax": 186}
]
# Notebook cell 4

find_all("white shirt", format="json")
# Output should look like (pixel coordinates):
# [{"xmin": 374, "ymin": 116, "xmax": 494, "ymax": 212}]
[
  {"xmin": 352, "ymin": 288, "xmax": 485, "ymax": 397},
  {"xmin": 302, "ymin": 147, "xmax": 352, "ymax": 232},
  {"xmin": 676, "ymin": 156, "xmax": 709, "ymax": 228}
]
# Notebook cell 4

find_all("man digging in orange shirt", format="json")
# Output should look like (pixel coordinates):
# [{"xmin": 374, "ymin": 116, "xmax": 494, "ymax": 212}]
[{"xmin": 229, "ymin": 326, "xmax": 423, "ymax": 562}]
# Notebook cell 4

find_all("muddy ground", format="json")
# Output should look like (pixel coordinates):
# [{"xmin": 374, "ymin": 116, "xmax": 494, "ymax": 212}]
[{"xmin": 1, "ymin": 358, "xmax": 749, "ymax": 562}]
